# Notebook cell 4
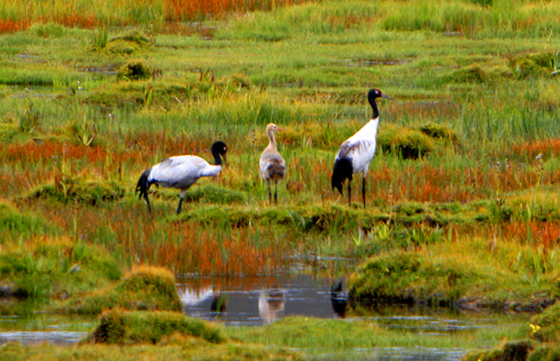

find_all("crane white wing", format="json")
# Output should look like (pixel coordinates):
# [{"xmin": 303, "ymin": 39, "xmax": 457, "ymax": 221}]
[
  {"xmin": 149, "ymin": 155, "xmax": 221, "ymax": 189},
  {"xmin": 335, "ymin": 138, "xmax": 377, "ymax": 175}
]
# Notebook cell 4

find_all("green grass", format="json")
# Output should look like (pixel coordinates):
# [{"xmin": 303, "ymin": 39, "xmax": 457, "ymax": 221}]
[{"xmin": 1, "ymin": 0, "xmax": 560, "ymax": 359}]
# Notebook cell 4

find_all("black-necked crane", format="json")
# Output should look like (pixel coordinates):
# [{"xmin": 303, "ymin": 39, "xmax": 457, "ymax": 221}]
[
  {"xmin": 331, "ymin": 89, "xmax": 393, "ymax": 208},
  {"xmin": 259, "ymin": 123, "xmax": 286, "ymax": 204},
  {"xmin": 136, "ymin": 141, "xmax": 227, "ymax": 214}
]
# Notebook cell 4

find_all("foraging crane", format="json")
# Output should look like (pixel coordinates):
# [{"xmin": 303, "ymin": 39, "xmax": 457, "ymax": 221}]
[
  {"xmin": 331, "ymin": 89, "xmax": 393, "ymax": 207},
  {"xmin": 136, "ymin": 141, "xmax": 227, "ymax": 214},
  {"xmin": 259, "ymin": 123, "xmax": 286, "ymax": 204}
]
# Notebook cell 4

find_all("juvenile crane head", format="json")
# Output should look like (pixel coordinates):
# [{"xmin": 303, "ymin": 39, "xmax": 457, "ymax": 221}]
[{"xmin": 266, "ymin": 123, "xmax": 283, "ymax": 135}]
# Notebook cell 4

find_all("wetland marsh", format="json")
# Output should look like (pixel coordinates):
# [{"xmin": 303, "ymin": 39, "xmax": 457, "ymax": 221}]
[{"xmin": 1, "ymin": 0, "xmax": 560, "ymax": 359}]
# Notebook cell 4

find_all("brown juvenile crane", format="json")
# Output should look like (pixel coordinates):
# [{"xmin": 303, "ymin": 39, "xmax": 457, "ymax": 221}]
[{"xmin": 259, "ymin": 123, "xmax": 286, "ymax": 204}]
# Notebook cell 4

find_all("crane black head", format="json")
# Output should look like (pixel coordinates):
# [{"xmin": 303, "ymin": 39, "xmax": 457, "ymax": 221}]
[
  {"xmin": 367, "ymin": 89, "xmax": 393, "ymax": 120},
  {"xmin": 211, "ymin": 141, "xmax": 227, "ymax": 165}
]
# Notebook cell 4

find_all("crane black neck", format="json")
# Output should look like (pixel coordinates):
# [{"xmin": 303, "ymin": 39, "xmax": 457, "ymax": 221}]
[
  {"xmin": 212, "ymin": 150, "xmax": 223, "ymax": 166},
  {"xmin": 368, "ymin": 93, "xmax": 380, "ymax": 120},
  {"xmin": 210, "ymin": 141, "xmax": 226, "ymax": 166}
]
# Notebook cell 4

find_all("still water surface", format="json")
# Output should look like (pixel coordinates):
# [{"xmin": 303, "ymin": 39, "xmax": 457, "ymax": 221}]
[{"xmin": 1, "ymin": 272, "xmax": 527, "ymax": 361}]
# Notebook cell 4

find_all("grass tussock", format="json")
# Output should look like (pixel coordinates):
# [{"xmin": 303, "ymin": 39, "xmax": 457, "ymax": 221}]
[
  {"xmin": 0, "ymin": 329, "xmax": 302, "ymax": 361},
  {"xmin": 88, "ymin": 308, "xmax": 225, "ymax": 344},
  {"xmin": 348, "ymin": 247, "xmax": 558, "ymax": 310},
  {"xmin": 61, "ymin": 265, "xmax": 182, "ymax": 314},
  {"xmin": 507, "ymin": 51, "xmax": 558, "ymax": 80},
  {"xmin": 378, "ymin": 124, "xmax": 435, "ymax": 159},
  {"xmin": 0, "ymin": 200, "xmax": 56, "ymax": 239},
  {"xmin": 0, "ymin": 237, "xmax": 121, "ymax": 308},
  {"xmin": 463, "ymin": 340, "xmax": 534, "ymax": 361},
  {"xmin": 26, "ymin": 176, "xmax": 126, "ymax": 206},
  {"xmin": 117, "ymin": 59, "xmax": 153, "ymax": 80},
  {"xmin": 529, "ymin": 303, "xmax": 560, "ymax": 343}
]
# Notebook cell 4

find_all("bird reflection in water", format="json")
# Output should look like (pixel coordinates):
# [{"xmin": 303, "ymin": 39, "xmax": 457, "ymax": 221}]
[
  {"xmin": 259, "ymin": 289, "xmax": 285, "ymax": 324},
  {"xmin": 177, "ymin": 285, "xmax": 214, "ymax": 306},
  {"xmin": 210, "ymin": 292, "xmax": 227, "ymax": 319},
  {"xmin": 330, "ymin": 278, "xmax": 349, "ymax": 318}
]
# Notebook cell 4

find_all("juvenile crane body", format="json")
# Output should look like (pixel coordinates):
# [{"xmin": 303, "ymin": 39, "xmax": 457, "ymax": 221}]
[
  {"xmin": 331, "ymin": 89, "xmax": 392, "ymax": 207},
  {"xmin": 136, "ymin": 141, "xmax": 227, "ymax": 214},
  {"xmin": 259, "ymin": 123, "xmax": 286, "ymax": 204}
]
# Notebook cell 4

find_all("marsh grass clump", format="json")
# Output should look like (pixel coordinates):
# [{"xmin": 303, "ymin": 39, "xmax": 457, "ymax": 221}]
[
  {"xmin": 446, "ymin": 65, "xmax": 489, "ymax": 84},
  {"xmin": 117, "ymin": 59, "xmax": 152, "ymax": 81},
  {"xmin": 347, "ymin": 252, "xmax": 491, "ymax": 306},
  {"xmin": 184, "ymin": 183, "xmax": 247, "ymax": 204},
  {"xmin": 507, "ymin": 52, "xmax": 556, "ymax": 80},
  {"xmin": 180, "ymin": 205, "xmax": 384, "ymax": 233},
  {"xmin": 88, "ymin": 308, "xmax": 225, "ymax": 344},
  {"xmin": 226, "ymin": 316, "xmax": 385, "ymax": 351},
  {"xmin": 105, "ymin": 30, "xmax": 150, "ymax": 54},
  {"xmin": 27, "ymin": 177, "xmax": 126, "ymax": 206},
  {"xmin": 0, "ymin": 200, "xmax": 55, "ymax": 239},
  {"xmin": 0, "ymin": 237, "xmax": 120, "ymax": 304},
  {"xmin": 418, "ymin": 123, "xmax": 458, "ymax": 144},
  {"xmin": 463, "ymin": 340, "xmax": 534, "ymax": 361},
  {"xmin": 378, "ymin": 125, "xmax": 435, "ymax": 159},
  {"xmin": 62, "ymin": 265, "xmax": 181, "ymax": 314},
  {"xmin": 529, "ymin": 303, "xmax": 560, "ymax": 342},
  {"xmin": 19, "ymin": 100, "xmax": 41, "ymax": 135},
  {"xmin": 30, "ymin": 22, "xmax": 67, "ymax": 38}
]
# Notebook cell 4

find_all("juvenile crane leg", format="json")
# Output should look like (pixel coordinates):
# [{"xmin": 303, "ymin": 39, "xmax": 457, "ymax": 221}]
[
  {"xmin": 267, "ymin": 181, "xmax": 272, "ymax": 204},
  {"xmin": 274, "ymin": 181, "xmax": 278, "ymax": 204}
]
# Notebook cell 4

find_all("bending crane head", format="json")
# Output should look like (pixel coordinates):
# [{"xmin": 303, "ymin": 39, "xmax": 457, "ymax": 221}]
[{"xmin": 211, "ymin": 141, "xmax": 228, "ymax": 165}]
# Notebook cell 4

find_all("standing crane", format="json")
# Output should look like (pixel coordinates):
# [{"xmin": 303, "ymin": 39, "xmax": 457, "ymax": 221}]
[
  {"xmin": 259, "ymin": 123, "xmax": 286, "ymax": 204},
  {"xmin": 331, "ymin": 89, "xmax": 393, "ymax": 207}
]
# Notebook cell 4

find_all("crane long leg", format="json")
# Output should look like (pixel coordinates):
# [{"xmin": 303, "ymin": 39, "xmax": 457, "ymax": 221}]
[
  {"xmin": 267, "ymin": 181, "xmax": 272, "ymax": 204},
  {"xmin": 176, "ymin": 196, "xmax": 184, "ymax": 214},
  {"xmin": 362, "ymin": 177, "xmax": 366, "ymax": 208},
  {"xmin": 144, "ymin": 193, "xmax": 152, "ymax": 213},
  {"xmin": 347, "ymin": 181, "xmax": 352, "ymax": 207},
  {"xmin": 274, "ymin": 181, "xmax": 278, "ymax": 205}
]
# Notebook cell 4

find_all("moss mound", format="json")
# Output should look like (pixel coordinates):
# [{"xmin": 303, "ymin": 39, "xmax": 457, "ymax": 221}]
[
  {"xmin": 62, "ymin": 265, "xmax": 182, "ymax": 314},
  {"xmin": 106, "ymin": 30, "xmax": 150, "ymax": 54},
  {"xmin": 27, "ymin": 177, "xmax": 126, "ymax": 205},
  {"xmin": 183, "ymin": 183, "xmax": 247, "ymax": 204},
  {"xmin": 508, "ymin": 52, "xmax": 556, "ymax": 79},
  {"xmin": 117, "ymin": 59, "xmax": 152, "ymax": 81},
  {"xmin": 348, "ymin": 252, "xmax": 496, "ymax": 306},
  {"xmin": 447, "ymin": 65, "xmax": 489, "ymax": 83},
  {"xmin": 378, "ymin": 125, "xmax": 435, "ymax": 159},
  {"xmin": 529, "ymin": 303, "xmax": 560, "ymax": 342},
  {"xmin": 180, "ymin": 204, "xmax": 388, "ymax": 232},
  {"xmin": 0, "ymin": 200, "xmax": 55, "ymax": 238},
  {"xmin": 88, "ymin": 308, "xmax": 225, "ymax": 344},
  {"xmin": 418, "ymin": 123, "xmax": 458, "ymax": 143},
  {"xmin": 0, "ymin": 238, "xmax": 120, "ymax": 304},
  {"xmin": 463, "ymin": 340, "xmax": 534, "ymax": 361}
]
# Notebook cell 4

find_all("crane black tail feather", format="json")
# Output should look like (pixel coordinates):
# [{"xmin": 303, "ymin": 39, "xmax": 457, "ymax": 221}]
[
  {"xmin": 331, "ymin": 158, "xmax": 353, "ymax": 195},
  {"xmin": 136, "ymin": 169, "xmax": 152, "ymax": 212}
]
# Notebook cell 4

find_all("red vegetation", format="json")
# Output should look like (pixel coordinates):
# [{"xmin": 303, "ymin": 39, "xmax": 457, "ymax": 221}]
[{"xmin": 0, "ymin": 19, "xmax": 29, "ymax": 33}]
